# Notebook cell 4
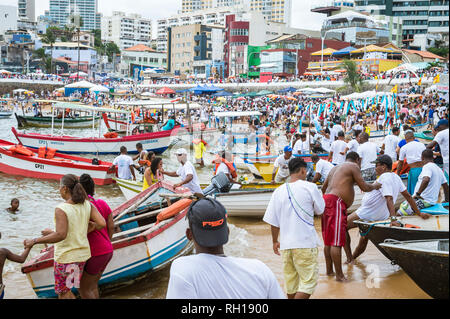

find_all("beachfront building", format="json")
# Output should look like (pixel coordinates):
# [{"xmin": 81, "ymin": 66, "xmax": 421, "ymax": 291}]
[
  {"xmin": 223, "ymin": 11, "xmax": 319, "ymax": 77},
  {"xmin": 42, "ymin": 41, "xmax": 97, "ymax": 74},
  {"xmin": 181, "ymin": 0, "xmax": 292, "ymax": 25},
  {"xmin": 119, "ymin": 44, "xmax": 167, "ymax": 78},
  {"xmin": 18, "ymin": 0, "xmax": 35, "ymax": 22},
  {"xmin": 354, "ymin": 0, "xmax": 449, "ymax": 48},
  {"xmin": 101, "ymin": 11, "xmax": 152, "ymax": 51},
  {"xmin": 260, "ymin": 34, "xmax": 350, "ymax": 77},
  {"xmin": 167, "ymin": 23, "xmax": 225, "ymax": 78},
  {"xmin": 47, "ymin": 0, "xmax": 101, "ymax": 32}
]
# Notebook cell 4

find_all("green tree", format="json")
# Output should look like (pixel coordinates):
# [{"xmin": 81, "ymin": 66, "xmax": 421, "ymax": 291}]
[
  {"xmin": 104, "ymin": 42, "xmax": 121, "ymax": 62},
  {"xmin": 32, "ymin": 48, "xmax": 52, "ymax": 73},
  {"xmin": 41, "ymin": 27, "xmax": 58, "ymax": 73},
  {"xmin": 341, "ymin": 59, "xmax": 364, "ymax": 93}
]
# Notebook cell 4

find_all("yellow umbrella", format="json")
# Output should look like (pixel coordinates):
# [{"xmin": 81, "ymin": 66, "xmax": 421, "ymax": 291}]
[{"xmin": 310, "ymin": 48, "xmax": 337, "ymax": 56}]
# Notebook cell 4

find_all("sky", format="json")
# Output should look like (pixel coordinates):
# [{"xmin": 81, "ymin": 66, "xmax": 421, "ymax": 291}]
[{"xmin": 3, "ymin": 0, "xmax": 327, "ymax": 31}]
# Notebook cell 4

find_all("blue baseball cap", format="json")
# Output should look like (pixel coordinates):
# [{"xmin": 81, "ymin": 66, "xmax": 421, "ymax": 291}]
[
  {"xmin": 284, "ymin": 146, "xmax": 293, "ymax": 153},
  {"xmin": 435, "ymin": 119, "xmax": 449, "ymax": 130}
]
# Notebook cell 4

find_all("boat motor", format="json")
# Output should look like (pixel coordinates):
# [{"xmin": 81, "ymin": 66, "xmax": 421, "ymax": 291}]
[{"xmin": 203, "ymin": 172, "xmax": 233, "ymax": 196}]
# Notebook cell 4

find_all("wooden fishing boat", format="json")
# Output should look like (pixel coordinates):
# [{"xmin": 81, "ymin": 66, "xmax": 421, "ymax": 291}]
[
  {"xmin": 21, "ymin": 180, "xmax": 194, "ymax": 298},
  {"xmin": 414, "ymin": 130, "xmax": 434, "ymax": 142},
  {"xmin": 11, "ymin": 103, "xmax": 176, "ymax": 155},
  {"xmin": 379, "ymin": 239, "xmax": 448, "ymax": 299},
  {"xmin": 0, "ymin": 111, "xmax": 13, "ymax": 119},
  {"xmin": 15, "ymin": 113, "xmax": 100, "ymax": 129},
  {"xmin": 0, "ymin": 139, "xmax": 115, "ymax": 185},
  {"xmin": 243, "ymin": 153, "xmax": 329, "ymax": 182},
  {"xmin": 354, "ymin": 214, "xmax": 449, "ymax": 260},
  {"xmin": 113, "ymin": 176, "xmax": 282, "ymax": 202}
]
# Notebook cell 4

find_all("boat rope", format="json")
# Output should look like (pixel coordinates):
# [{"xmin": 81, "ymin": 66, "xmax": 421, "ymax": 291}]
[{"xmin": 359, "ymin": 221, "xmax": 391, "ymax": 237}]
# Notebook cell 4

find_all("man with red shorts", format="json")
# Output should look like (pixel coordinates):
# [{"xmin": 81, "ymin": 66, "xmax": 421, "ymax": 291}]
[{"xmin": 321, "ymin": 152, "xmax": 381, "ymax": 281}]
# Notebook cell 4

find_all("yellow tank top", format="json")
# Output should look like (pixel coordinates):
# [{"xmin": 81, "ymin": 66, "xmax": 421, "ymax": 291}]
[
  {"xmin": 54, "ymin": 200, "xmax": 91, "ymax": 264},
  {"xmin": 142, "ymin": 171, "xmax": 160, "ymax": 191},
  {"xmin": 193, "ymin": 142, "xmax": 205, "ymax": 159}
]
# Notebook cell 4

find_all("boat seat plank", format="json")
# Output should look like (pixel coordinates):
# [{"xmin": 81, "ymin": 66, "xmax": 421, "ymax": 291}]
[
  {"xmin": 115, "ymin": 208, "xmax": 164, "ymax": 226},
  {"xmin": 112, "ymin": 223, "xmax": 155, "ymax": 239}
]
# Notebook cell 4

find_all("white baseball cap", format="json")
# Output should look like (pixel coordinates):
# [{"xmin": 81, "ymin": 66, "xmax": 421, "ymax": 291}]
[{"xmin": 175, "ymin": 148, "xmax": 188, "ymax": 155}]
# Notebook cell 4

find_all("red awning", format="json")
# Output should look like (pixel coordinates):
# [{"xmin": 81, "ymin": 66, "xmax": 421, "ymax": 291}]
[{"xmin": 156, "ymin": 87, "xmax": 175, "ymax": 94}]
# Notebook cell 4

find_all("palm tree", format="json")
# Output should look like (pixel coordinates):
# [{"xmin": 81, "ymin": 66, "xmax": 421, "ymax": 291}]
[
  {"xmin": 341, "ymin": 59, "xmax": 364, "ymax": 93},
  {"xmin": 41, "ymin": 27, "xmax": 58, "ymax": 74},
  {"xmin": 32, "ymin": 48, "xmax": 51, "ymax": 73}
]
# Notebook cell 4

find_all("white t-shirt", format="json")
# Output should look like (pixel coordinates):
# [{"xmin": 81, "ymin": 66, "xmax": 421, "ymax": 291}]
[
  {"xmin": 263, "ymin": 180, "xmax": 325, "ymax": 250},
  {"xmin": 113, "ymin": 154, "xmax": 134, "ymax": 180},
  {"xmin": 274, "ymin": 154, "xmax": 291, "ymax": 179},
  {"xmin": 166, "ymin": 253, "xmax": 286, "ymax": 299},
  {"xmin": 414, "ymin": 162, "xmax": 447, "ymax": 204},
  {"xmin": 383, "ymin": 134, "xmax": 400, "ymax": 161},
  {"xmin": 321, "ymin": 136, "xmax": 332, "ymax": 152},
  {"xmin": 293, "ymin": 139, "xmax": 303, "ymax": 155},
  {"xmin": 347, "ymin": 139, "xmax": 359, "ymax": 153},
  {"xmin": 434, "ymin": 129, "xmax": 449, "ymax": 165},
  {"xmin": 353, "ymin": 124, "xmax": 364, "ymax": 132},
  {"xmin": 330, "ymin": 124, "xmax": 343, "ymax": 141},
  {"xmin": 356, "ymin": 172, "xmax": 406, "ymax": 221},
  {"xmin": 216, "ymin": 162, "xmax": 230, "ymax": 176},
  {"xmin": 176, "ymin": 161, "xmax": 203, "ymax": 194},
  {"xmin": 399, "ymin": 141, "xmax": 426, "ymax": 164},
  {"xmin": 357, "ymin": 142, "xmax": 381, "ymax": 170},
  {"xmin": 330, "ymin": 140, "xmax": 348, "ymax": 165},
  {"xmin": 315, "ymin": 159, "xmax": 334, "ymax": 181}
]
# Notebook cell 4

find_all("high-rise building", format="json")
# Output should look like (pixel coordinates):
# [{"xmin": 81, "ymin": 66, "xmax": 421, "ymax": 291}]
[
  {"xmin": 354, "ymin": 0, "xmax": 449, "ymax": 46},
  {"xmin": 18, "ymin": 0, "xmax": 35, "ymax": 22},
  {"xmin": 181, "ymin": 0, "xmax": 292, "ymax": 25},
  {"xmin": 101, "ymin": 11, "xmax": 152, "ymax": 51},
  {"xmin": 48, "ymin": 0, "xmax": 101, "ymax": 31}
]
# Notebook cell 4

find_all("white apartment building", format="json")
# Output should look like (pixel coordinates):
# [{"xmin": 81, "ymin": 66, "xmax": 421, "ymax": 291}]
[
  {"xmin": 101, "ymin": 11, "xmax": 152, "ymax": 51},
  {"xmin": 18, "ymin": 0, "xmax": 35, "ymax": 22},
  {"xmin": 181, "ymin": 0, "xmax": 292, "ymax": 25},
  {"xmin": 157, "ymin": 6, "xmax": 238, "ymax": 52},
  {"xmin": 0, "ymin": 5, "xmax": 18, "ymax": 35}
]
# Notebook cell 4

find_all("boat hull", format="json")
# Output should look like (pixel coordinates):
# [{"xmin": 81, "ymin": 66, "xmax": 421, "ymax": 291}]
[
  {"xmin": 21, "ymin": 181, "xmax": 194, "ymax": 298},
  {"xmin": 355, "ymin": 215, "xmax": 449, "ymax": 260},
  {"xmin": 12, "ymin": 127, "xmax": 173, "ymax": 155},
  {"xmin": 380, "ymin": 239, "xmax": 449, "ymax": 299},
  {"xmin": 0, "ymin": 140, "xmax": 115, "ymax": 185}
]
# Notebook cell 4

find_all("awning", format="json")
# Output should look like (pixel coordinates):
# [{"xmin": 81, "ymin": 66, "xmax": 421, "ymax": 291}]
[
  {"xmin": 310, "ymin": 48, "xmax": 337, "ymax": 56},
  {"xmin": 331, "ymin": 46, "xmax": 357, "ymax": 56}
]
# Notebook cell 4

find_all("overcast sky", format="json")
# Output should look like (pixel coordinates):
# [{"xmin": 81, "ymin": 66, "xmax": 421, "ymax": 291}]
[{"xmin": 3, "ymin": 0, "xmax": 327, "ymax": 31}]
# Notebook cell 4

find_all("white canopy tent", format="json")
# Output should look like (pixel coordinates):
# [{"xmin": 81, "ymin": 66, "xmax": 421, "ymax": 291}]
[
  {"xmin": 65, "ymin": 80, "xmax": 96, "ymax": 88},
  {"xmin": 89, "ymin": 85, "xmax": 110, "ymax": 93}
]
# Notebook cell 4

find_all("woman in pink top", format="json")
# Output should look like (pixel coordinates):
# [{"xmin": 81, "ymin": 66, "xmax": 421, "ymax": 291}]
[{"xmin": 79, "ymin": 174, "xmax": 114, "ymax": 299}]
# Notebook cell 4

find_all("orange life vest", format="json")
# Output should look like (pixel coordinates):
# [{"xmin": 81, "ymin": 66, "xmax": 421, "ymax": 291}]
[
  {"xmin": 213, "ymin": 157, "xmax": 237, "ymax": 179},
  {"xmin": 156, "ymin": 198, "xmax": 192, "ymax": 224},
  {"xmin": 392, "ymin": 159, "xmax": 410, "ymax": 175},
  {"xmin": 9, "ymin": 144, "xmax": 34, "ymax": 156}
]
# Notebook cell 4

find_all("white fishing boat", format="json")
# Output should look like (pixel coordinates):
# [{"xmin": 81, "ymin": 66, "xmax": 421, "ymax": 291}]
[
  {"xmin": 12, "ymin": 102, "xmax": 175, "ymax": 155},
  {"xmin": 0, "ymin": 111, "xmax": 13, "ymax": 119},
  {"xmin": 21, "ymin": 181, "xmax": 194, "ymax": 298}
]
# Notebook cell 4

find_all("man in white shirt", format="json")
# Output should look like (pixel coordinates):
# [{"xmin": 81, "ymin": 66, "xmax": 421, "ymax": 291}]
[
  {"xmin": 357, "ymin": 132, "xmax": 381, "ymax": 181},
  {"xmin": 264, "ymin": 157, "xmax": 325, "ymax": 299},
  {"xmin": 427, "ymin": 119, "xmax": 449, "ymax": 181},
  {"xmin": 300, "ymin": 133, "xmax": 310, "ymax": 155},
  {"xmin": 163, "ymin": 148, "xmax": 203, "ymax": 195},
  {"xmin": 353, "ymin": 119, "xmax": 364, "ymax": 132},
  {"xmin": 166, "ymin": 198, "xmax": 285, "ymax": 299},
  {"xmin": 328, "ymin": 131, "xmax": 347, "ymax": 165},
  {"xmin": 272, "ymin": 146, "xmax": 293, "ymax": 184},
  {"xmin": 343, "ymin": 130, "xmax": 361, "ymax": 154},
  {"xmin": 320, "ymin": 128, "xmax": 332, "ymax": 153},
  {"xmin": 399, "ymin": 149, "xmax": 449, "ymax": 215},
  {"xmin": 397, "ymin": 130, "xmax": 426, "ymax": 194},
  {"xmin": 292, "ymin": 133, "xmax": 303, "ymax": 155},
  {"xmin": 330, "ymin": 121, "xmax": 344, "ymax": 142},
  {"xmin": 112, "ymin": 146, "xmax": 136, "ymax": 180},
  {"xmin": 311, "ymin": 154, "xmax": 334, "ymax": 184},
  {"xmin": 347, "ymin": 155, "xmax": 428, "ymax": 260},
  {"xmin": 381, "ymin": 126, "xmax": 400, "ymax": 162}
]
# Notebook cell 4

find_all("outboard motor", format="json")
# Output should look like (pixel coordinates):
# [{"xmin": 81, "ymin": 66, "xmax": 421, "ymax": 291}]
[{"xmin": 203, "ymin": 172, "xmax": 233, "ymax": 196}]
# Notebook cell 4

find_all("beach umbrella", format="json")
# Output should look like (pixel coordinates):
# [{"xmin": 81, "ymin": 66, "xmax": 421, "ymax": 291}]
[
  {"xmin": 256, "ymin": 90, "xmax": 273, "ymax": 96},
  {"xmin": 213, "ymin": 91, "xmax": 233, "ymax": 97},
  {"xmin": 156, "ymin": 87, "xmax": 175, "ymax": 95}
]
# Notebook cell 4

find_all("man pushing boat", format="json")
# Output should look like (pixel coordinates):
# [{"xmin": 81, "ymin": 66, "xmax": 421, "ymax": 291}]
[{"xmin": 321, "ymin": 152, "xmax": 382, "ymax": 281}]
